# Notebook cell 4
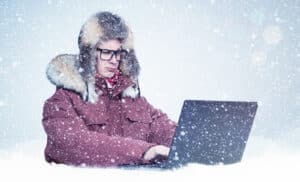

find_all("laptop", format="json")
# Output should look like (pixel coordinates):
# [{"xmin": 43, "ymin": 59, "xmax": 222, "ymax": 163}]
[{"xmin": 121, "ymin": 100, "xmax": 258, "ymax": 170}]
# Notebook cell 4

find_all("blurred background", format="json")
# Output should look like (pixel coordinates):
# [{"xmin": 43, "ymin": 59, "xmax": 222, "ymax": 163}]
[{"xmin": 0, "ymin": 0, "xmax": 299, "ymax": 158}]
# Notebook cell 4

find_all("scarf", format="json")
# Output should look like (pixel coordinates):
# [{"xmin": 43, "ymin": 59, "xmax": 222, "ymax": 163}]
[{"xmin": 96, "ymin": 70, "xmax": 120, "ymax": 88}]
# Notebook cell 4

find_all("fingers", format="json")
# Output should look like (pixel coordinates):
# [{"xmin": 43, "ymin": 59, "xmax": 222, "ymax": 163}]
[
  {"xmin": 143, "ymin": 145, "xmax": 170, "ymax": 161},
  {"xmin": 143, "ymin": 146, "xmax": 157, "ymax": 161},
  {"xmin": 155, "ymin": 145, "xmax": 170, "ymax": 156}
]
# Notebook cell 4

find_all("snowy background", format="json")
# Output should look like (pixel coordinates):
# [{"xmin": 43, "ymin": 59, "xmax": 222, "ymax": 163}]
[{"xmin": 0, "ymin": 0, "xmax": 299, "ymax": 181}]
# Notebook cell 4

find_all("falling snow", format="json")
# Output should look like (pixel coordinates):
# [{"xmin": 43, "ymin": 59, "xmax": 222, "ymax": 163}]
[
  {"xmin": 263, "ymin": 25, "xmax": 282, "ymax": 45},
  {"xmin": 78, "ymin": 67, "xmax": 84, "ymax": 73},
  {"xmin": 0, "ymin": 0, "xmax": 299, "ymax": 181},
  {"xmin": 0, "ymin": 101, "xmax": 5, "ymax": 107},
  {"xmin": 251, "ymin": 50, "xmax": 267, "ymax": 66}
]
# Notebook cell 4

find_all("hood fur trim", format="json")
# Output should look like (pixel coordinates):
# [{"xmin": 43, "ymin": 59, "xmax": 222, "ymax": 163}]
[{"xmin": 46, "ymin": 54, "xmax": 140, "ymax": 103}]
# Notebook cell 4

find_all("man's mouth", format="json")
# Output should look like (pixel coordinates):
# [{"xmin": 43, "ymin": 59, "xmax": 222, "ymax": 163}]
[{"xmin": 106, "ymin": 67, "xmax": 117, "ymax": 72}]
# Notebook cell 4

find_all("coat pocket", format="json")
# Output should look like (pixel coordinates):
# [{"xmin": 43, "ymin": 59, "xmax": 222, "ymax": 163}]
[
  {"xmin": 76, "ymin": 105, "xmax": 109, "ymax": 133},
  {"xmin": 123, "ymin": 109, "xmax": 152, "ymax": 141},
  {"xmin": 123, "ymin": 97, "xmax": 153, "ymax": 124},
  {"xmin": 125, "ymin": 109, "xmax": 153, "ymax": 124},
  {"xmin": 73, "ymin": 99, "xmax": 109, "ymax": 126}
]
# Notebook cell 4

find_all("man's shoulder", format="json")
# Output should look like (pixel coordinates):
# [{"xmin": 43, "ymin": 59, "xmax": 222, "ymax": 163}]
[{"xmin": 46, "ymin": 87, "xmax": 82, "ymax": 103}]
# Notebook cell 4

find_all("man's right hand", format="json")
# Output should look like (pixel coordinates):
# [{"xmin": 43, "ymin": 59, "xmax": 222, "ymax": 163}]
[{"xmin": 143, "ymin": 145, "xmax": 170, "ymax": 161}]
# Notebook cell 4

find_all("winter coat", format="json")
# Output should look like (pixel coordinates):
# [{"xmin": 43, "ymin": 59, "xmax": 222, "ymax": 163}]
[{"xmin": 42, "ymin": 55, "xmax": 177, "ymax": 167}]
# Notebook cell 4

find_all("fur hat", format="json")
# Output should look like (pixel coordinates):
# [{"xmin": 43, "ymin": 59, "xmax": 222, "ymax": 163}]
[{"xmin": 46, "ymin": 11, "xmax": 140, "ymax": 103}]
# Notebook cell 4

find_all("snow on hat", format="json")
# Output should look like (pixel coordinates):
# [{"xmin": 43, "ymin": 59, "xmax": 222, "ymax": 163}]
[{"xmin": 76, "ymin": 11, "xmax": 140, "ymax": 103}]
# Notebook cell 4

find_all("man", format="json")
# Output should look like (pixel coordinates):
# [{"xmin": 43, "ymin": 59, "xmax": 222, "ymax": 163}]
[{"xmin": 42, "ymin": 11, "xmax": 177, "ymax": 167}]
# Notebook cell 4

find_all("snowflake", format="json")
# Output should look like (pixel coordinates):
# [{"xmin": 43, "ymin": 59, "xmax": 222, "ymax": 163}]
[
  {"xmin": 251, "ymin": 50, "xmax": 267, "ymax": 66},
  {"xmin": 12, "ymin": 61, "xmax": 20, "ymax": 68},
  {"xmin": 174, "ymin": 152, "xmax": 179, "ymax": 161},
  {"xmin": 0, "ymin": 101, "xmax": 5, "ymax": 107},
  {"xmin": 78, "ymin": 67, "xmax": 84, "ymax": 73},
  {"xmin": 262, "ymin": 25, "xmax": 282, "ymax": 45}
]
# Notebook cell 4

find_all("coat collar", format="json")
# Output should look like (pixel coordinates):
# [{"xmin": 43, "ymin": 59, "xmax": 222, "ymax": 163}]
[{"xmin": 95, "ymin": 74, "xmax": 135, "ymax": 98}]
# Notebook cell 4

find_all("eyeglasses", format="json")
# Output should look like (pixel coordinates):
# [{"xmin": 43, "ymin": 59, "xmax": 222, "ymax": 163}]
[{"xmin": 96, "ymin": 48, "xmax": 128, "ymax": 61}]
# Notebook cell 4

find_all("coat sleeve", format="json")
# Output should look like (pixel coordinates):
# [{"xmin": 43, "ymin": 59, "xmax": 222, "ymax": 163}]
[
  {"xmin": 142, "ymin": 97, "xmax": 177, "ymax": 147},
  {"xmin": 42, "ymin": 88, "xmax": 156, "ymax": 166}
]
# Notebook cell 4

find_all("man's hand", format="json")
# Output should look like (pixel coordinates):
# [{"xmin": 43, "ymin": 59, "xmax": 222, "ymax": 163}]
[{"xmin": 143, "ymin": 145, "xmax": 170, "ymax": 161}]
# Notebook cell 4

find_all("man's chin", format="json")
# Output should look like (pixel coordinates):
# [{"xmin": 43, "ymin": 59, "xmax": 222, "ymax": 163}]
[{"xmin": 104, "ymin": 72, "xmax": 114, "ymax": 78}]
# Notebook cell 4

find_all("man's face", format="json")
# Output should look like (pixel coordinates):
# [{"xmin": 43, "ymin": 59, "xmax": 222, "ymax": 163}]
[{"xmin": 96, "ymin": 39, "xmax": 122, "ymax": 78}]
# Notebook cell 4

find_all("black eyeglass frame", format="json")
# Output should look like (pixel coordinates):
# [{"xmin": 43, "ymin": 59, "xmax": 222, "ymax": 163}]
[{"xmin": 96, "ymin": 48, "xmax": 128, "ymax": 61}]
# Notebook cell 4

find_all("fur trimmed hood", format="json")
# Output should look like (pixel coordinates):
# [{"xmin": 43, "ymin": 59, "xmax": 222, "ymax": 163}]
[
  {"xmin": 46, "ymin": 54, "xmax": 140, "ymax": 103},
  {"xmin": 46, "ymin": 11, "xmax": 141, "ymax": 103}
]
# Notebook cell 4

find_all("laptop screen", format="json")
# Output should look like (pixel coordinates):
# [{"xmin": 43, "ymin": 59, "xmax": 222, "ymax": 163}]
[{"xmin": 167, "ymin": 100, "xmax": 258, "ymax": 167}]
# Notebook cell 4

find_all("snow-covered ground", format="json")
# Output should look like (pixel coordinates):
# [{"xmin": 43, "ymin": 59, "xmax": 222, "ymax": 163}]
[{"xmin": 0, "ymin": 137, "xmax": 299, "ymax": 182}]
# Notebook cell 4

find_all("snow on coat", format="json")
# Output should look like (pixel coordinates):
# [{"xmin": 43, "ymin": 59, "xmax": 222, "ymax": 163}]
[{"xmin": 42, "ymin": 55, "xmax": 177, "ymax": 167}]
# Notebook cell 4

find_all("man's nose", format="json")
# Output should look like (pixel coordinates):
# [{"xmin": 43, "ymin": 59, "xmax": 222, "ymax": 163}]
[{"xmin": 110, "ymin": 55, "xmax": 118, "ymax": 65}]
